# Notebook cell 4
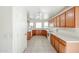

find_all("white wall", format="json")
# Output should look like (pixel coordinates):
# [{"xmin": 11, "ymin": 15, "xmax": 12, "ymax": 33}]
[
  {"xmin": 0, "ymin": 6, "xmax": 12, "ymax": 52},
  {"xmin": 12, "ymin": 7, "xmax": 27, "ymax": 53}
]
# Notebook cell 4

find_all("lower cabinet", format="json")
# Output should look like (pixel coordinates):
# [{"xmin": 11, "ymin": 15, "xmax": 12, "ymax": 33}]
[
  {"xmin": 42, "ymin": 30, "xmax": 48, "ymax": 37},
  {"xmin": 50, "ymin": 34, "xmax": 55, "ymax": 47},
  {"xmin": 50, "ymin": 34, "xmax": 66, "ymax": 53},
  {"xmin": 32, "ymin": 30, "xmax": 36, "ymax": 36},
  {"xmin": 59, "ymin": 39, "xmax": 66, "ymax": 53},
  {"xmin": 59, "ymin": 43, "xmax": 65, "ymax": 53},
  {"xmin": 54, "ymin": 38, "xmax": 59, "ymax": 52},
  {"xmin": 32, "ymin": 30, "xmax": 47, "ymax": 37}
]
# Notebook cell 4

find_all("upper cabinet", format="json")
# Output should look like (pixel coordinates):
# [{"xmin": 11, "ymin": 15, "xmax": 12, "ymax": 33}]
[
  {"xmin": 66, "ymin": 7, "xmax": 75, "ymax": 28},
  {"xmin": 75, "ymin": 7, "xmax": 79, "ymax": 28},
  {"xmin": 53, "ymin": 18, "xmax": 57, "ymax": 27},
  {"xmin": 60, "ymin": 13, "xmax": 66, "ymax": 27},
  {"xmin": 55, "ymin": 18, "xmax": 57, "ymax": 27},
  {"xmin": 56, "ymin": 16, "xmax": 60, "ymax": 27},
  {"xmin": 49, "ymin": 6, "xmax": 79, "ymax": 28}
]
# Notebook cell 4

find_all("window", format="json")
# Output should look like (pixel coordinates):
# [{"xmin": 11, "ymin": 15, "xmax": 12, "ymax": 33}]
[
  {"xmin": 30, "ymin": 22, "xmax": 33, "ymax": 26},
  {"xmin": 36, "ymin": 22, "xmax": 42, "ymax": 28},
  {"xmin": 44, "ymin": 22, "xmax": 48, "ymax": 28},
  {"xmin": 29, "ymin": 22, "xmax": 33, "ymax": 28}
]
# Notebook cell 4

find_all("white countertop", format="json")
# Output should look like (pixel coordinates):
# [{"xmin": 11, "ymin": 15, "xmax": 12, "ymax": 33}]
[{"xmin": 50, "ymin": 32, "xmax": 79, "ymax": 43}]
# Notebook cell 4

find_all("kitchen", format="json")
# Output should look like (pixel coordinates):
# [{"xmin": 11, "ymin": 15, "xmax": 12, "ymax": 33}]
[
  {"xmin": 0, "ymin": 6, "xmax": 79, "ymax": 53},
  {"xmin": 26, "ymin": 6, "xmax": 79, "ymax": 53}
]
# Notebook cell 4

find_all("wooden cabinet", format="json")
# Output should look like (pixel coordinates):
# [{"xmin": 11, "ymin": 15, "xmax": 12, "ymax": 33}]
[
  {"xmin": 56, "ymin": 16, "xmax": 60, "ymax": 27},
  {"xmin": 50, "ymin": 34, "xmax": 66, "ymax": 53},
  {"xmin": 53, "ymin": 18, "xmax": 57, "ymax": 27},
  {"xmin": 54, "ymin": 37, "xmax": 59, "ymax": 52},
  {"xmin": 60, "ymin": 13, "xmax": 66, "ymax": 27},
  {"xmin": 50, "ymin": 34, "xmax": 55, "ymax": 47},
  {"xmin": 27, "ymin": 32, "xmax": 32, "ymax": 40},
  {"xmin": 36, "ymin": 30, "xmax": 41, "ymax": 35},
  {"xmin": 32, "ymin": 30, "xmax": 47, "ymax": 37},
  {"xmin": 66, "ymin": 7, "xmax": 75, "ymax": 27},
  {"xmin": 50, "ymin": 34, "xmax": 53, "ymax": 46},
  {"xmin": 50, "ymin": 7, "xmax": 79, "ymax": 28},
  {"xmin": 42, "ymin": 30, "xmax": 48, "ymax": 37},
  {"xmin": 59, "ymin": 43, "xmax": 65, "ymax": 53},
  {"xmin": 74, "ymin": 7, "xmax": 79, "ymax": 28},
  {"xmin": 50, "ymin": 34, "xmax": 79, "ymax": 53},
  {"xmin": 59, "ymin": 39, "xmax": 66, "ymax": 53},
  {"xmin": 52, "ymin": 36, "xmax": 55, "ymax": 47},
  {"xmin": 32, "ymin": 30, "xmax": 36, "ymax": 36}
]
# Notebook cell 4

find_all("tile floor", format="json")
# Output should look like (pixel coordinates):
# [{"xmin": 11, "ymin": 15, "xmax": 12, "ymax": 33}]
[{"xmin": 24, "ymin": 36, "xmax": 57, "ymax": 53}]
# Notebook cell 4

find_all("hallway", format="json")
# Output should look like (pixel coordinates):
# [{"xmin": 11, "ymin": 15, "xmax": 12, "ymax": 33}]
[{"xmin": 24, "ymin": 36, "xmax": 56, "ymax": 53}]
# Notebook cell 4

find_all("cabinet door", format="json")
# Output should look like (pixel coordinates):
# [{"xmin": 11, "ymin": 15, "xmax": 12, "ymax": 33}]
[
  {"xmin": 50, "ymin": 34, "xmax": 55, "ymax": 47},
  {"xmin": 32, "ymin": 30, "xmax": 36, "ymax": 36},
  {"xmin": 55, "ymin": 18, "xmax": 57, "ymax": 27},
  {"xmin": 75, "ymin": 7, "xmax": 79, "ymax": 28},
  {"xmin": 56, "ymin": 16, "xmax": 60, "ymax": 27},
  {"xmin": 53, "ymin": 36, "xmax": 55, "ymax": 47},
  {"xmin": 60, "ymin": 13, "xmax": 66, "ymax": 27},
  {"xmin": 44, "ymin": 30, "xmax": 47, "ymax": 37},
  {"xmin": 52, "ymin": 35, "xmax": 55, "ymax": 47},
  {"xmin": 53, "ymin": 18, "xmax": 57, "ymax": 27},
  {"xmin": 66, "ymin": 8, "xmax": 75, "ymax": 27},
  {"xmin": 54, "ymin": 36, "xmax": 59, "ymax": 52},
  {"xmin": 59, "ymin": 43, "xmax": 65, "ymax": 53},
  {"xmin": 50, "ymin": 34, "xmax": 53, "ymax": 45},
  {"xmin": 54, "ymin": 39, "xmax": 57, "ymax": 52},
  {"xmin": 35, "ymin": 30, "xmax": 39, "ymax": 35}
]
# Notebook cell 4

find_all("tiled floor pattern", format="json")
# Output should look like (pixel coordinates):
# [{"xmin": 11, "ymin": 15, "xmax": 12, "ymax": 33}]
[{"xmin": 24, "ymin": 36, "xmax": 57, "ymax": 53}]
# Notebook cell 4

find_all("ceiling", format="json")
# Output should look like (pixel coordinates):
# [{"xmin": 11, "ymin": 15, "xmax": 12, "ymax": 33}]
[{"xmin": 26, "ymin": 6, "xmax": 67, "ymax": 21}]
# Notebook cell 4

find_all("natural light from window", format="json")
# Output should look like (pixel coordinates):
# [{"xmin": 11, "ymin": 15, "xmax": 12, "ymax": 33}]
[
  {"xmin": 29, "ymin": 22, "xmax": 33, "ymax": 28},
  {"xmin": 44, "ymin": 22, "xmax": 48, "ymax": 28},
  {"xmin": 36, "ymin": 22, "xmax": 42, "ymax": 28}
]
